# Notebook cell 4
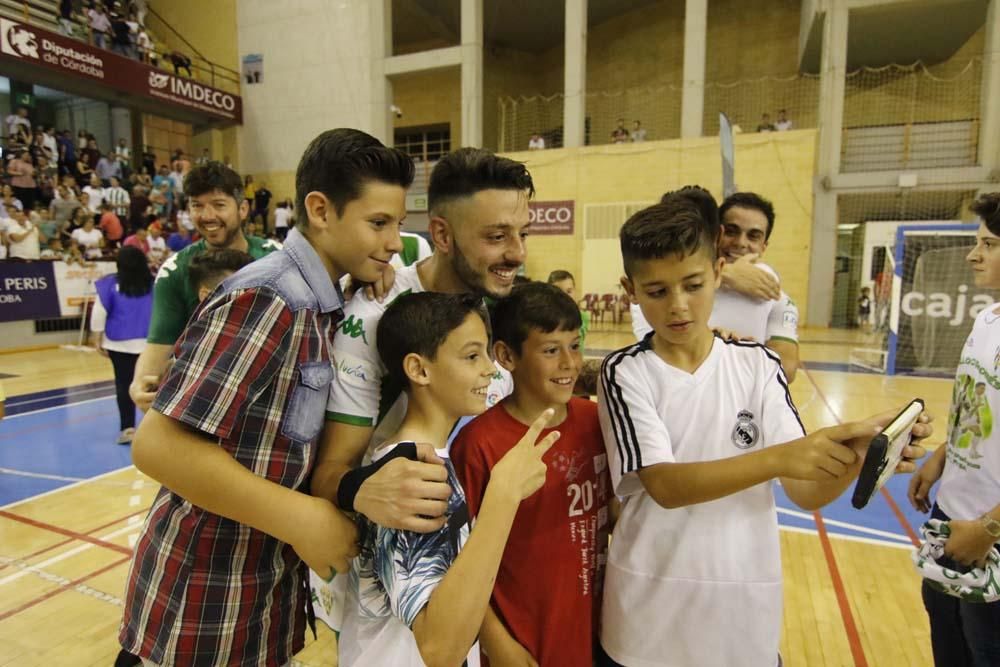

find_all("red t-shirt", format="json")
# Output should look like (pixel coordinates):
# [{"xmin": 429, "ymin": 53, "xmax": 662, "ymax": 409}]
[
  {"xmin": 451, "ymin": 397, "xmax": 610, "ymax": 667},
  {"xmin": 99, "ymin": 211, "xmax": 123, "ymax": 241},
  {"xmin": 123, "ymin": 234, "xmax": 149, "ymax": 254}
]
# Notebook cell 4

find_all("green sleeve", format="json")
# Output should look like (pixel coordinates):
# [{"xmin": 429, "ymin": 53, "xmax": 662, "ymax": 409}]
[{"xmin": 147, "ymin": 269, "xmax": 191, "ymax": 345}]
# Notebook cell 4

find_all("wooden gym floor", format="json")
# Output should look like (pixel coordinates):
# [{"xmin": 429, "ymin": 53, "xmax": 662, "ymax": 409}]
[{"xmin": 0, "ymin": 326, "xmax": 950, "ymax": 666}]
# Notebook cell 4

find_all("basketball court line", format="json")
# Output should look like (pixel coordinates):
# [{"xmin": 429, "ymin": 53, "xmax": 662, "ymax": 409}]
[
  {"xmin": 0, "ymin": 555, "xmax": 124, "ymax": 610},
  {"xmin": 1, "ymin": 394, "xmax": 116, "ymax": 420},
  {"xmin": 0, "ymin": 465, "xmax": 134, "ymax": 511},
  {"xmin": 815, "ymin": 509, "xmax": 869, "ymax": 667},
  {"xmin": 0, "ymin": 507, "xmax": 148, "ymax": 573},
  {"xmin": 776, "ymin": 507, "xmax": 913, "ymax": 544},
  {"xmin": 779, "ymin": 525, "xmax": 913, "ymax": 550},
  {"xmin": 0, "ymin": 520, "xmax": 141, "ymax": 586},
  {"xmin": 0, "ymin": 555, "xmax": 132, "ymax": 622},
  {"xmin": 6, "ymin": 383, "xmax": 115, "ymax": 409},
  {"xmin": 0, "ymin": 467, "xmax": 94, "ymax": 482},
  {"xmin": 0, "ymin": 510, "xmax": 134, "ymax": 556}
]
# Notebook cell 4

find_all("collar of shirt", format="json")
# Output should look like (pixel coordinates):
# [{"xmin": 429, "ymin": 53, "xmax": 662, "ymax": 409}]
[{"xmin": 283, "ymin": 226, "xmax": 345, "ymax": 314}]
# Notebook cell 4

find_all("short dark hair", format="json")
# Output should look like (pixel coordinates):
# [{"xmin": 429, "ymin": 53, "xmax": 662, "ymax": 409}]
[
  {"xmin": 660, "ymin": 185, "xmax": 719, "ymax": 230},
  {"xmin": 184, "ymin": 162, "xmax": 244, "ymax": 203},
  {"xmin": 620, "ymin": 199, "xmax": 720, "ymax": 278},
  {"xmin": 428, "ymin": 148, "xmax": 534, "ymax": 216},
  {"xmin": 719, "ymin": 191, "xmax": 776, "ymax": 241},
  {"xmin": 972, "ymin": 192, "xmax": 1000, "ymax": 237},
  {"xmin": 377, "ymin": 292, "xmax": 490, "ymax": 389},
  {"xmin": 547, "ymin": 269, "xmax": 575, "ymax": 284},
  {"xmin": 294, "ymin": 128, "xmax": 414, "ymax": 228},
  {"xmin": 187, "ymin": 248, "xmax": 253, "ymax": 294},
  {"xmin": 492, "ymin": 282, "xmax": 582, "ymax": 355},
  {"xmin": 116, "ymin": 246, "xmax": 153, "ymax": 297}
]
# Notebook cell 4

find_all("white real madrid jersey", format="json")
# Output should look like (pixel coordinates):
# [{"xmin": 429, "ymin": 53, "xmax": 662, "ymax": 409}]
[{"xmin": 597, "ymin": 335, "xmax": 805, "ymax": 667}]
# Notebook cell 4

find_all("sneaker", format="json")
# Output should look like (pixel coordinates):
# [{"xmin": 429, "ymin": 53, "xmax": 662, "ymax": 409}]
[{"xmin": 116, "ymin": 427, "xmax": 136, "ymax": 445}]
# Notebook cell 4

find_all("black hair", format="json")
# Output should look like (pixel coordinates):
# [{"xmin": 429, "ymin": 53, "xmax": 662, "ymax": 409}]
[
  {"xmin": 660, "ymin": 185, "xmax": 719, "ymax": 230},
  {"xmin": 427, "ymin": 148, "xmax": 534, "ymax": 216},
  {"xmin": 116, "ymin": 246, "xmax": 153, "ymax": 297},
  {"xmin": 183, "ymin": 161, "xmax": 244, "ymax": 203},
  {"xmin": 294, "ymin": 128, "xmax": 414, "ymax": 228},
  {"xmin": 377, "ymin": 292, "xmax": 490, "ymax": 389},
  {"xmin": 492, "ymin": 282, "xmax": 582, "ymax": 355},
  {"xmin": 513, "ymin": 275, "xmax": 531, "ymax": 286},
  {"xmin": 719, "ymin": 191, "xmax": 776, "ymax": 241},
  {"xmin": 972, "ymin": 192, "xmax": 1000, "ymax": 237},
  {"xmin": 187, "ymin": 248, "xmax": 254, "ymax": 294},
  {"xmin": 547, "ymin": 269, "xmax": 575, "ymax": 284},
  {"xmin": 620, "ymin": 199, "xmax": 720, "ymax": 278}
]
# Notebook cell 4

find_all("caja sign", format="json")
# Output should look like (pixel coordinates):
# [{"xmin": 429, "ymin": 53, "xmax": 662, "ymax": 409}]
[{"xmin": 528, "ymin": 200, "xmax": 574, "ymax": 235}]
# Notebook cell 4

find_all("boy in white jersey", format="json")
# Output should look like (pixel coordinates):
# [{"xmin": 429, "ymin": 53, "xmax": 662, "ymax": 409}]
[
  {"xmin": 340, "ymin": 291, "xmax": 558, "ymax": 666},
  {"xmin": 631, "ymin": 188, "xmax": 799, "ymax": 381},
  {"xmin": 598, "ymin": 200, "xmax": 930, "ymax": 667},
  {"xmin": 909, "ymin": 192, "xmax": 1000, "ymax": 667}
]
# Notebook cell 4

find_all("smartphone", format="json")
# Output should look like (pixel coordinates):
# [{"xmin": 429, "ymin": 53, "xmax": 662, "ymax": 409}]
[{"xmin": 851, "ymin": 399, "xmax": 924, "ymax": 509}]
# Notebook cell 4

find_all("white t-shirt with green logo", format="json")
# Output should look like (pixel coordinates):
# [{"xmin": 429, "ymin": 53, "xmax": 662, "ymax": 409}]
[
  {"xmin": 326, "ymin": 262, "xmax": 512, "ymax": 446},
  {"xmin": 938, "ymin": 306, "xmax": 1000, "ymax": 520}
]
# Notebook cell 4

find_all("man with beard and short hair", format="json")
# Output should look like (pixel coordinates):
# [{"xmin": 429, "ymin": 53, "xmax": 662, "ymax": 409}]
[
  {"xmin": 127, "ymin": 162, "xmax": 281, "ymax": 412},
  {"xmin": 309, "ymin": 147, "xmax": 533, "ymax": 632}
]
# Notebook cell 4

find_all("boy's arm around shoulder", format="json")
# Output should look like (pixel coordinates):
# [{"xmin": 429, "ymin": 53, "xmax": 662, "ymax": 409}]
[
  {"xmin": 311, "ymin": 298, "xmax": 451, "ymax": 532},
  {"xmin": 133, "ymin": 410, "xmax": 357, "ymax": 575},
  {"xmin": 132, "ymin": 287, "xmax": 358, "ymax": 575}
]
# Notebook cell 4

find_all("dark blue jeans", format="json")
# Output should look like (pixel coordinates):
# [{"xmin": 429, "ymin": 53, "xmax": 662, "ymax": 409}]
[{"xmin": 922, "ymin": 505, "xmax": 1000, "ymax": 667}]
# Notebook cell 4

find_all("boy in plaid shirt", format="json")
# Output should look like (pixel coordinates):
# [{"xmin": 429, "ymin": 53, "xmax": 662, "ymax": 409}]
[{"xmin": 119, "ymin": 129, "xmax": 452, "ymax": 666}]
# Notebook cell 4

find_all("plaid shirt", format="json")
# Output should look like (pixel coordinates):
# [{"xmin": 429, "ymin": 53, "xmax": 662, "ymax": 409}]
[{"xmin": 119, "ymin": 228, "xmax": 344, "ymax": 667}]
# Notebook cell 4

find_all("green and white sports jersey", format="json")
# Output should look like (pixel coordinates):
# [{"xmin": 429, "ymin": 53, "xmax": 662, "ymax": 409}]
[
  {"xmin": 326, "ymin": 263, "xmax": 513, "ymax": 447},
  {"xmin": 147, "ymin": 235, "xmax": 282, "ymax": 345},
  {"xmin": 391, "ymin": 232, "xmax": 432, "ymax": 269}
]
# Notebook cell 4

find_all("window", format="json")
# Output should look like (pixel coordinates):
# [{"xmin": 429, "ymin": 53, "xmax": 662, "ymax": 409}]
[{"xmin": 394, "ymin": 124, "xmax": 451, "ymax": 162}]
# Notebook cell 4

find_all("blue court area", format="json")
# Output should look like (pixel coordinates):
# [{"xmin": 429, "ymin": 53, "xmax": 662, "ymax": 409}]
[
  {"xmin": 0, "ymin": 384, "xmax": 137, "ymax": 506},
  {"xmin": 0, "ymin": 383, "xmax": 931, "ymax": 546},
  {"xmin": 775, "ymin": 476, "xmax": 923, "ymax": 547}
]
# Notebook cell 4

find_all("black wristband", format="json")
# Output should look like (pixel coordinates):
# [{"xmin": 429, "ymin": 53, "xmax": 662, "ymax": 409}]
[{"xmin": 336, "ymin": 442, "xmax": 419, "ymax": 513}]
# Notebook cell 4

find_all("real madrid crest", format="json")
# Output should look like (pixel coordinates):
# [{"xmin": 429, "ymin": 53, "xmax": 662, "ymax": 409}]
[{"xmin": 731, "ymin": 409, "xmax": 759, "ymax": 450}]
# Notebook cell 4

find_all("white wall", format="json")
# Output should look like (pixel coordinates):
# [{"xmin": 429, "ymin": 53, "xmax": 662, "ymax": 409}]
[
  {"xmin": 236, "ymin": 0, "xmax": 378, "ymax": 174},
  {"xmin": 0, "ymin": 321, "xmax": 79, "ymax": 350}
]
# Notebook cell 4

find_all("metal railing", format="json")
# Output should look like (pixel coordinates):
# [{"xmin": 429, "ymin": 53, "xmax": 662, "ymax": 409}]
[
  {"xmin": 1, "ymin": 0, "xmax": 241, "ymax": 96},
  {"xmin": 143, "ymin": 4, "xmax": 240, "ymax": 93}
]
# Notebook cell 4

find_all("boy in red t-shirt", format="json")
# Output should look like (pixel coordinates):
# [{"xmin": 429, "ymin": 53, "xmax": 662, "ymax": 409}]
[{"xmin": 452, "ymin": 281, "xmax": 611, "ymax": 666}]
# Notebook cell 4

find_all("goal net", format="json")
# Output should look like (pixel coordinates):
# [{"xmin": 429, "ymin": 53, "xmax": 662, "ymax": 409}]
[{"xmin": 886, "ymin": 224, "xmax": 993, "ymax": 375}]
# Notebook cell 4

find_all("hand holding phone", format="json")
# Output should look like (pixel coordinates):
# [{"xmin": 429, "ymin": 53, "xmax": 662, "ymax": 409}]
[{"xmin": 852, "ymin": 399, "xmax": 925, "ymax": 509}]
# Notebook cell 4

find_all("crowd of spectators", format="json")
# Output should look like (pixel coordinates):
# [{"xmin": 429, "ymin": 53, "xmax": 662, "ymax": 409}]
[
  {"xmin": 0, "ymin": 110, "xmax": 245, "ymax": 267},
  {"xmin": 58, "ymin": 0, "xmax": 195, "ymax": 77}
]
